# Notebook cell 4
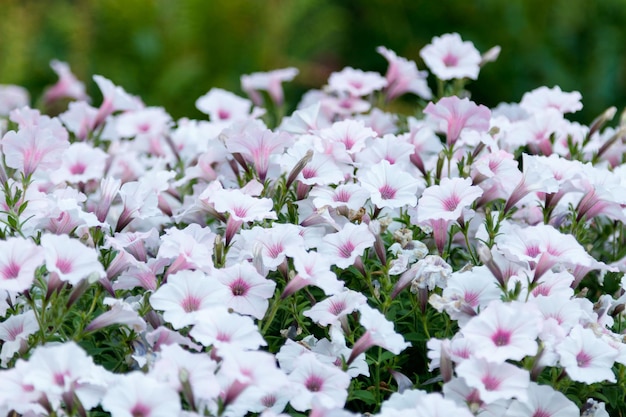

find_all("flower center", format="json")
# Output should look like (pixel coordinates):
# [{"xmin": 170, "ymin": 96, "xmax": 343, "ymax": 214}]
[
  {"xmin": 305, "ymin": 375, "xmax": 325, "ymax": 392},
  {"xmin": 379, "ymin": 184, "xmax": 397, "ymax": 200},
  {"xmin": 181, "ymin": 295, "xmax": 201, "ymax": 313},
  {"xmin": 491, "ymin": 329, "xmax": 511, "ymax": 346},
  {"xmin": 230, "ymin": 278, "xmax": 249, "ymax": 296}
]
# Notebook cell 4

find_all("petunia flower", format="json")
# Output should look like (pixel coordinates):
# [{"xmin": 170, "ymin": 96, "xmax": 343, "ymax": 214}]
[
  {"xmin": 319, "ymin": 222, "xmax": 375, "ymax": 269},
  {"xmin": 287, "ymin": 353, "xmax": 351, "ymax": 412},
  {"xmin": 0, "ymin": 237, "xmax": 44, "ymax": 293},
  {"xmin": 327, "ymin": 67, "xmax": 388, "ymax": 97},
  {"xmin": 241, "ymin": 67, "xmax": 299, "ymax": 107},
  {"xmin": 420, "ymin": 33, "xmax": 482, "ymax": 80},
  {"xmin": 455, "ymin": 357, "xmax": 530, "ymax": 404},
  {"xmin": 503, "ymin": 381, "xmax": 579, "ymax": 417},
  {"xmin": 102, "ymin": 371, "xmax": 181, "ymax": 417},
  {"xmin": 359, "ymin": 160, "xmax": 423, "ymax": 209},
  {"xmin": 213, "ymin": 262, "xmax": 276, "ymax": 320},
  {"xmin": 41, "ymin": 233, "xmax": 106, "ymax": 286},
  {"xmin": 423, "ymin": 96, "xmax": 491, "ymax": 146},
  {"xmin": 44, "ymin": 60, "xmax": 89, "ymax": 103},
  {"xmin": 377, "ymin": 46, "xmax": 432, "ymax": 101},
  {"xmin": 150, "ymin": 270, "xmax": 229, "ymax": 329}
]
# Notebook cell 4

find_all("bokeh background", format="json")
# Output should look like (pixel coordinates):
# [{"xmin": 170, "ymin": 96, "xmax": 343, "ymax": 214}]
[{"xmin": 2, "ymin": 0, "xmax": 626, "ymax": 123}]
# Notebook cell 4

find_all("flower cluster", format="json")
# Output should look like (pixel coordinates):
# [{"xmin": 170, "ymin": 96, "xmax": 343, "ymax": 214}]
[{"xmin": 0, "ymin": 32, "xmax": 623, "ymax": 417}]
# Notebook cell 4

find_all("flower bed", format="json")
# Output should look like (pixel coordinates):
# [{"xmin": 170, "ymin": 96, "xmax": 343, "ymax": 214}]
[{"xmin": 0, "ymin": 32, "xmax": 622, "ymax": 416}]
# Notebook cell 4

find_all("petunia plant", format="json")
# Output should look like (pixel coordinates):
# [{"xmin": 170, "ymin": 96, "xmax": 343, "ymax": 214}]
[{"xmin": 0, "ymin": 31, "xmax": 623, "ymax": 417}]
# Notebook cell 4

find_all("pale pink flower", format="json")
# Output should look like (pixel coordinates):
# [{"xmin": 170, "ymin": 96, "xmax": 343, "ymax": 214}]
[
  {"xmin": 50, "ymin": 142, "xmax": 109, "ymax": 184},
  {"xmin": 504, "ymin": 109, "xmax": 568, "ymax": 156},
  {"xmin": 102, "ymin": 371, "xmax": 181, "ymax": 417},
  {"xmin": 495, "ymin": 222, "xmax": 595, "ymax": 280},
  {"xmin": 455, "ymin": 357, "xmax": 530, "ymax": 404},
  {"xmin": 303, "ymin": 289, "xmax": 367, "ymax": 327},
  {"xmin": 412, "ymin": 392, "xmax": 475, "ymax": 417},
  {"xmin": 417, "ymin": 177, "xmax": 483, "ymax": 223},
  {"xmin": 23, "ymin": 341, "xmax": 110, "ymax": 410},
  {"xmin": 115, "ymin": 106, "xmax": 172, "ymax": 139},
  {"xmin": 150, "ymin": 270, "xmax": 229, "ymax": 329},
  {"xmin": 196, "ymin": 87, "xmax": 253, "ymax": 123},
  {"xmin": 93, "ymin": 74, "xmax": 141, "ymax": 127},
  {"xmin": 0, "ymin": 85, "xmax": 29, "ymax": 116},
  {"xmin": 2, "ymin": 108, "xmax": 70, "ymax": 177},
  {"xmin": 279, "ymin": 102, "xmax": 331, "ymax": 135},
  {"xmin": 190, "ymin": 307, "xmax": 266, "ymax": 351},
  {"xmin": 377, "ymin": 46, "xmax": 432, "ymax": 100},
  {"xmin": 503, "ymin": 381, "xmax": 579, "ymax": 417},
  {"xmin": 504, "ymin": 153, "xmax": 560, "ymax": 212},
  {"xmin": 282, "ymin": 249, "xmax": 344, "ymax": 297},
  {"xmin": 241, "ymin": 67, "xmax": 299, "ymax": 106},
  {"xmin": 41, "ymin": 233, "xmax": 105, "ymax": 285},
  {"xmin": 520, "ymin": 85, "xmax": 583, "ymax": 114},
  {"xmin": 210, "ymin": 187, "xmax": 277, "ymax": 245},
  {"xmin": 310, "ymin": 183, "xmax": 370, "ymax": 212},
  {"xmin": 0, "ymin": 310, "xmax": 38, "ymax": 366},
  {"xmin": 59, "ymin": 101, "xmax": 99, "ymax": 140},
  {"xmin": 150, "ymin": 343, "xmax": 220, "ymax": 406},
  {"xmin": 354, "ymin": 133, "xmax": 414, "ymax": 168},
  {"xmin": 557, "ymin": 325, "xmax": 618, "ymax": 384},
  {"xmin": 429, "ymin": 266, "xmax": 500, "ymax": 325},
  {"xmin": 0, "ymin": 360, "xmax": 46, "ymax": 415},
  {"xmin": 460, "ymin": 300, "xmax": 542, "ymax": 363},
  {"xmin": 228, "ymin": 224, "xmax": 305, "ymax": 271},
  {"xmin": 317, "ymin": 119, "xmax": 377, "ymax": 157},
  {"xmin": 214, "ymin": 262, "xmax": 276, "ymax": 319},
  {"xmin": 157, "ymin": 224, "xmax": 216, "ymax": 275},
  {"xmin": 44, "ymin": 60, "xmax": 88, "ymax": 103},
  {"xmin": 319, "ymin": 222, "xmax": 375, "ymax": 269},
  {"xmin": 224, "ymin": 122, "xmax": 292, "ymax": 182},
  {"xmin": 85, "ymin": 296, "xmax": 147, "ymax": 333},
  {"xmin": 281, "ymin": 141, "xmax": 347, "ymax": 187},
  {"xmin": 471, "ymin": 149, "xmax": 522, "ymax": 204},
  {"xmin": 218, "ymin": 349, "xmax": 288, "ymax": 408},
  {"xmin": 288, "ymin": 353, "xmax": 351, "ymax": 412},
  {"xmin": 424, "ymin": 96, "xmax": 491, "ymax": 146},
  {"xmin": 327, "ymin": 67, "xmax": 388, "ymax": 97},
  {"xmin": 419, "ymin": 33, "xmax": 482, "ymax": 80},
  {"xmin": 348, "ymin": 304, "xmax": 411, "ymax": 363},
  {"xmin": 115, "ymin": 172, "xmax": 172, "ymax": 232},
  {"xmin": 359, "ymin": 160, "xmax": 423, "ymax": 209},
  {"xmin": 0, "ymin": 237, "xmax": 44, "ymax": 293}
]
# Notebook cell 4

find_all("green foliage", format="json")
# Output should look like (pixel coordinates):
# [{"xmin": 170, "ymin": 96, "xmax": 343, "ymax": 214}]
[{"xmin": 2, "ymin": 1, "xmax": 626, "ymax": 121}]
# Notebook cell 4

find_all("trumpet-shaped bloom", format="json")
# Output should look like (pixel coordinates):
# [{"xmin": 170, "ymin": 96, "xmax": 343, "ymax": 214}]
[
  {"xmin": 460, "ymin": 300, "xmax": 542, "ymax": 363},
  {"xmin": 0, "ymin": 237, "xmax": 44, "ymax": 293},
  {"xmin": 45, "ymin": 60, "xmax": 88, "ymax": 103},
  {"xmin": 190, "ymin": 307, "xmax": 266, "ymax": 351},
  {"xmin": 41, "ymin": 233, "xmax": 105, "ymax": 285},
  {"xmin": 213, "ymin": 263, "xmax": 276, "ymax": 319},
  {"xmin": 419, "ymin": 33, "xmax": 482, "ymax": 80},
  {"xmin": 503, "ymin": 381, "xmax": 579, "ymax": 417},
  {"xmin": 455, "ymin": 357, "xmax": 530, "ymax": 404},
  {"xmin": 377, "ymin": 46, "xmax": 432, "ymax": 100},
  {"xmin": 102, "ymin": 371, "xmax": 181, "ymax": 417},
  {"xmin": 423, "ymin": 96, "xmax": 491, "ymax": 146},
  {"xmin": 2, "ymin": 109, "xmax": 70, "ymax": 177},
  {"xmin": 359, "ymin": 160, "xmax": 423, "ymax": 209},
  {"xmin": 0, "ymin": 310, "xmax": 38, "ymax": 366},
  {"xmin": 288, "ymin": 353, "xmax": 351, "ymax": 412},
  {"xmin": 303, "ymin": 289, "xmax": 367, "ymax": 327},
  {"xmin": 328, "ymin": 67, "xmax": 388, "ymax": 97},
  {"xmin": 520, "ymin": 85, "xmax": 583, "ymax": 115},
  {"xmin": 319, "ymin": 222, "xmax": 375, "ymax": 269},
  {"xmin": 196, "ymin": 88, "xmax": 253, "ymax": 122},
  {"xmin": 557, "ymin": 325, "xmax": 618, "ymax": 384},
  {"xmin": 417, "ymin": 177, "xmax": 483, "ymax": 223},
  {"xmin": 150, "ymin": 270, "xmax": 229, "ymax": 329},
  {"xmin": 50, "ymin": 142, "xmax": 109, "ymax": 184},
  {"xmin": 241, "ymin": 67, "xmax": 298, "ymax": 106}
]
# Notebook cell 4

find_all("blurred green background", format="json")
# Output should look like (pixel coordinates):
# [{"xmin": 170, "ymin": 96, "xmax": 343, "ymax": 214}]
[{"xmin": 1, "ymin": 0, "xmax": 626, "ymax": 123}]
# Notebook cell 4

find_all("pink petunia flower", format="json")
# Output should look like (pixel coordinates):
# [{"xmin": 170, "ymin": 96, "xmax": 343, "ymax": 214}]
[
  {"xmin": 213, "ymin": 262, "xmax": 276, "ymax": 320},
  {"xmin": 327, "ymin": 67, "xmax": 388, "ymax": 97},
  {"xmin": 556, "ymin": 325, "xmax": 618, "ymax": 384},
  {"xmin": 359, "ymin": 160, "xmax": 423, "ymax": 209},
  {"xmin": 455, "ymin": 357, "xmax": 530, "ymax": 404},
  {"xmin": 303, "ymin": 289, "xmax": 367, "ymax": 327},
  {"xmin": 503, "ymin": 381, "xmax": 579, "ymax": 417},
  {"xmin": 419, "ymin": 33, "xmax": 482, "ymax": 80},
  {"xmin": 241, "ymin": 67, "xmax": 299, "ymax": 107},
  {"xmin": 44, "ymin": 60, "xmax": 89, "ymax": 103},
  {"xmin": 460, "ymin": 300, "xmax": 542, "ymax": 363},
  {"xmin": 41, "ymin": 233, "xmax": 106, "ymax": 286},
  {"xmin": 190, "ymin": 307, "xmax": 267, "ymax": 352},
  {"xmin": 319, "ymin": 222, "xmax": 375, "ymax": 269},
  {"xmin": 520, "ymin": 85, "xmax": 583, "ymax": 115},
  {"xmin": 150, "ymin": 270, "xmax": 229, "ymax": 329},
  {"xmin": 0, "ymin": 237, "xmax": 44, "ymax": 293},
  {"xmin": 0, "ymin": 310, "xmax": 38, "ymax": 366},
  {"xmin": 102, "ymin": 371, "xmax": 181, "ymax": 417},
  {"xmin": 196, "ymin": 88, "xmax": 254, "ymax": 123},
  {"xmin": 287, "ymin": 353, "xmax": 351, "ymax": 412},
  {"xmin": 423, "ymin": 96, "xmax": 491, "ymax": 146},
  {"xmin": 377, "ymin": 46, "xmax": 432, "ymax": 101}
]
